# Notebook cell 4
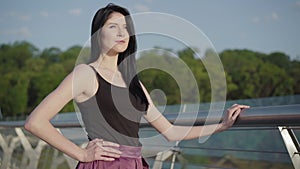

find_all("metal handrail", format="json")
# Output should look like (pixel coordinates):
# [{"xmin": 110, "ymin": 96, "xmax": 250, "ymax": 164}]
[
  {"xmin": 1, "ymin": 104, "xmax": 300, "ymax": 128},
  {"xmin": 158, "ymin": 104, "xmax": 300, "ymax": 127},
  {"xmin": 0, "ymin": 104, "xmax": 299, "ymax": 169}
]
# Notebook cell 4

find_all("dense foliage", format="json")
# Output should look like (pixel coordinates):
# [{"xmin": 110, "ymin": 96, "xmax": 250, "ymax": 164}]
[{"xmin": 0, "ymin": 41, "xmax": 299, "ymax": 118}]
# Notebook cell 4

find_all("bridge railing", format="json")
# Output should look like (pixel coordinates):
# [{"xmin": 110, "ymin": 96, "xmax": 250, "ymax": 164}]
[{"xmin": 0, "ymin": 104, "xmax": 299, "ymax": 169}]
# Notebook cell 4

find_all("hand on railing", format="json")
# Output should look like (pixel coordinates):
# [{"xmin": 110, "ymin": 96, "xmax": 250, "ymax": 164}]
[{"xmin": 220, "ymin": 104, "xmax": 250, "ymax": 131}]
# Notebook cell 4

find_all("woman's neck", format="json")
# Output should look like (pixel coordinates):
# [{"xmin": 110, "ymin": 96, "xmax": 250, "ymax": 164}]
[{"xmin": 96, "ymin": 53, "xmax": 119, "ymax": 72}]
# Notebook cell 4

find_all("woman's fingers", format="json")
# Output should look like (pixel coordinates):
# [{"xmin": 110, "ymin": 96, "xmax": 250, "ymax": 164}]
[
  {"xmin": 222, "ymin": 104, "xmax": 250, "ymax": 128},
  {"xmin": 91, "ymin": 138, "xmax": 103, "ymax": 144},
  {"xmin": 102, "ymin": 146, "xmax": 122, "ymax": 155},
  {"xmin": 96, "ymin": 148, "xmax": 121, "ymax": 158},
  {"xmin": 228, "ymin": 104, "xmax": 249, "ymax": 116},
  {"xmin": 85, "ymin": 139, "xmax": 122, "ymax": 161},
  {"xmin": 98, "ymin": 156, "xmax": 116, "ymax": 161},
  {"xmin": 95, "ymin": 140, "xmax": 122, "ymax": 155},
  {"xmin": 97, "ymin": 140, "xmax": 120, "ymax": 148}
]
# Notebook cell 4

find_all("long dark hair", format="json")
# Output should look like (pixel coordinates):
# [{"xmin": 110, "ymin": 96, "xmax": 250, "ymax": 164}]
[{"xmin": 90, "ymin": 3, "xmax": 149, "ymax": 110}]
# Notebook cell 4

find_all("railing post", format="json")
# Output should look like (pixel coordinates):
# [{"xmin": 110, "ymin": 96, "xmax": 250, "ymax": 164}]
[
  {"xmin": 152, "ymin": 141, "xmax": 185, "ymax": 169},
  {"xmin": 0, "ymin": 134, "xmax": 20, "ymax": 169},
  {"xmin": 278, "ymin": 126, "xmax": 300, "ymax": 169},
  {"xmin": 50, "ymin": 149, "xmax": 67, "ymax": 169},
  {"xmin": 152, "ymin": 150, "xmax": 174, "ymax": 169},
  {"xmin": 15, "ymin": 127, "xmax": 47, "ymax": 169}
]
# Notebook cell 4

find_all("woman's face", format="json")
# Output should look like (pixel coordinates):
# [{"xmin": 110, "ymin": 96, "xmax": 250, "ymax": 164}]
[{"xmin": 100, "ymin": 12, "xmax": 130, "ymax": 55}]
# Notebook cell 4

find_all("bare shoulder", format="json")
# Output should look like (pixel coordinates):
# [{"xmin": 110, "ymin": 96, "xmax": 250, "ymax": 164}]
[
  {"xmin": 73, "ymin": 64, "xmax": 93, "ymax": 75},
  {"xmin": 72, "ymin": 64, "xmax": 98, "ymax": 102},
  {"xmin": 72, "ymin": 63, "xmax": 97, "ymax": 86},
  {"xmin": 72, "ymin": 64, "xmax": 96, "ymax": 81}
]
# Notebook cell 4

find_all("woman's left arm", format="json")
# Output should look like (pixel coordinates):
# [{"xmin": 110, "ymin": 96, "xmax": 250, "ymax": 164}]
[{"xmin": 141, "ymin": 83, "xmax": 249, "ymax": 142}]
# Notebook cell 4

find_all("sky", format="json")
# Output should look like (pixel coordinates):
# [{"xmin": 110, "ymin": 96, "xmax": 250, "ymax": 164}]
[{"xmin": 1, "ymin": 0, "xmax": 300, "ymax": 59}]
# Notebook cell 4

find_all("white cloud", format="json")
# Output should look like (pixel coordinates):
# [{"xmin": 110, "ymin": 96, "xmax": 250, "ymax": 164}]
[
  {"xmin": 296, "ymin": 1, "xmax": 300, "ymax": 8},
  {"xmin": 251, "ymin": 16, "xmax": 260, "ymax": 23},
  {"xmin": 4, "ymin": 11, "xmax": 31, "ymax": 21},
  {"xmin": 238, "ymin": 32, "xmax": 247, "ymax": 39},
  {"xmin": 251, "ymin": 12, "xmax": 279, "ymax": 23},
  {"xmin": 134, "ymin": 4, "xmax": 151, "ymax": 12},
  {"xmin": 265, "ymin": 12, "xmax": 279, "ymax": 21},
  {"xmin": 68, "ymin": 8, "xmax": 82, "ymax": 16},
  {"xmin": 6, "ymin": 11, "xmax": 16, "ymax": 17},
  {"xmin": 18, "ymin": 15, "xmax": 31, "ymax": 21},
  {"xmin": 4, "ymin": 27, "xmax": 32, "ymax": 38},
  {"xmin": 40, "ymin": 11, "xmax": 49, "ymax": 17},
  {"xmin": 271, "ymin": 12, "xmax": 279, "ymax": 20}
]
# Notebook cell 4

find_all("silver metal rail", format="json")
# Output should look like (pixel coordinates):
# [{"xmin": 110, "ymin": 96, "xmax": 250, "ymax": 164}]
[
  {"xmin": 1, "ymin": 104, "xmax": 300, "ymax": 128},
  {"xmin": 0, "ymin": 104, "xmax": 299, "ymax": 169},
  {"xmin": 279, "ymin": 126, "xmax": 300, "ymax": 169}
]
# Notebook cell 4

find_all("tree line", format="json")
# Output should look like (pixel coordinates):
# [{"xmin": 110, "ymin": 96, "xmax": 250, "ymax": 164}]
[{"xmin": 0, "ymin": 41, "xmax": 299, "ymax": 118}]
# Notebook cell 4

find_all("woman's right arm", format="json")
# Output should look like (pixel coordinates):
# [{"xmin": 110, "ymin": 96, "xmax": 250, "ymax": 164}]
[{"xmin": 24, "ymin": 64, "xmax": 121, "ymax": 162}]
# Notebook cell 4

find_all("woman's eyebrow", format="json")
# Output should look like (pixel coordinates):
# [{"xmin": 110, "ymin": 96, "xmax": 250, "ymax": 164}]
[
  {"xmin": 106, "ymin": 22, "xmax": 127, "ymax": 26},
  {"xmin": 106, "ymin": 22, "xmax": 117, "ymax": 25}
]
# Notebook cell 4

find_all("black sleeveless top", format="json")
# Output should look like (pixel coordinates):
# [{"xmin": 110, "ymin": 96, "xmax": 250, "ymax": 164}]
[{"xmin": 76, "ymin": 66, "xmax": 147, "ymax": 146}]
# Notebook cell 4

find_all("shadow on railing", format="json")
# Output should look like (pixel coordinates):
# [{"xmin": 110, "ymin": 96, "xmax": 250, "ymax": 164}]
[{"xmin": 0, "ymin": 104, "xmax": 300, "ymax": 169}]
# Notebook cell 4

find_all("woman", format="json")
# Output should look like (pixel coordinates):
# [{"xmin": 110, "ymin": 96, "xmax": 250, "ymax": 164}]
[{"xmin": 24, "ymin": 3, "xmax": 249, "ymax": 169}]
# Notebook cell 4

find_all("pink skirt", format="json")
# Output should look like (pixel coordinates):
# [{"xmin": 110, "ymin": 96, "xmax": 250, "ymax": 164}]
[{"xmin": 76, "ymin": 145, "xmax": 149, "ymax": 169}]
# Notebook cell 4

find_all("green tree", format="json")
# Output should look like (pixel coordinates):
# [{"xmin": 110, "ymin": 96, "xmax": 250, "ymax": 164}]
[
  {"xmin": 0, "ymin": 71, "xmax": 30, "ymax": 117},
  {"xmin": 263, "ymin": 52, "xmax": 291, "ymax": 70},
  {"xmin": 40, "ymin": 47, "xmax": 62, "ymax": 63},
  {"xmin": 178, "ymin": 48, "xmax": 211, "ymax": 102},
  {"xmin": 137, "ymin": 49, "xmax": 181, "ymax": 105},
  {"xmin": 220, "ymin": 49, "xmax": 294, "ymax": 99},
  {"xmin": 289, "ymin": 60, "xmax": 300, "ymax": 94},
  {"xmin": 0, "ymin": 41, "xmax": 298, "ymax": 118},
  {"xmin": 0, "ymin": 41, "xmax": 38, "ymax": 117},
  {"xmin": 59, "ymin": 45, "xmax": 81, "ymax": 72}
]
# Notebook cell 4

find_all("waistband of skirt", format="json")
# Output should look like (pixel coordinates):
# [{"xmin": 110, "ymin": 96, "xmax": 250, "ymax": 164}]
[{"xmin": 118, "ymin": 145, "xmax": 142, "ymax": 158}]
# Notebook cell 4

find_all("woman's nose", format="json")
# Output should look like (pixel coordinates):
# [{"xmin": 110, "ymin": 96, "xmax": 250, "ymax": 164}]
[{"xmin": 117, "ymin": 27, "xmax": 125, "ymax": 37}]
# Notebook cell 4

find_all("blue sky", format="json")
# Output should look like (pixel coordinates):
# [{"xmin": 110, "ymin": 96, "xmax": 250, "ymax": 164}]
[{"xmin": 1, "ymin": 0, "xmax": 300, "ymax": 59}]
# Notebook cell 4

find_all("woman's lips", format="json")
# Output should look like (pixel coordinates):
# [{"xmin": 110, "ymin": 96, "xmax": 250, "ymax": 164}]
[{"xmin": 116, "ymin": 40, "xmax": 125, "ymax": 43}]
